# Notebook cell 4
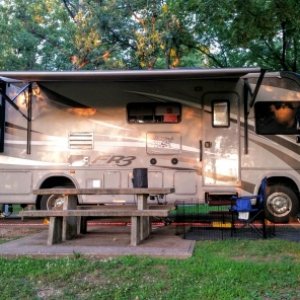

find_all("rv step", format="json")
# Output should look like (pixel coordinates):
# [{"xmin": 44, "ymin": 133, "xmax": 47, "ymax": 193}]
[{"xmin": 205, "ymin": 192, "xmax": 237, "ymax": 204}]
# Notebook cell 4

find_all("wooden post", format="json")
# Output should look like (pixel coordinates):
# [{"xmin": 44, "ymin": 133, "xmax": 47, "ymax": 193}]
[
  {"xmin": 131, "ymin": 216, "xmax": 141, "ymax": 246},
  {"xmin": 47, "ymin": 217, "xmax": 62, "ymax": 245},
  {"xmin": 137, "ymin": 194, "xmax": 150, "ymax": 241},
  {"xmin": 62, "ymin": 195, "xmax": 78, "ymax": 241},
  {"xmin": 77, "ymin": 216, "xmax": 88, "ymax": 234}
]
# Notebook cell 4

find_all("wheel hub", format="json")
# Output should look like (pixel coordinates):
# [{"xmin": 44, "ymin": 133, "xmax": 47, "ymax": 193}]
[
  {"xmin": 46, "ymin": 194, "xmax": 65, "ymax": 210},
  {"xmin": 266, "ymin": 192, "xmax": 292, "ymax": 217}
]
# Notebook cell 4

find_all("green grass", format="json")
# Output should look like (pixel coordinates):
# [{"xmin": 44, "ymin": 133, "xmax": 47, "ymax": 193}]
[{"xmin": 0, "ymin": 239, "xmax": 299, "ymax": 299}]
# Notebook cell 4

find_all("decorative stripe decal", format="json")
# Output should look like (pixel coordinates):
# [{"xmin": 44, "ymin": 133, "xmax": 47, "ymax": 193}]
[
  {"xmin": 0, "ymin": 155, "xmax": 67, "ymax": 166},
  {"xmin": 4, "ymin": 139, "xmax": 199, "ymax": 153},
  {"xmin": 245, "ymin": 123, "xmax": 299, "ymax": 156},
  {"xmin": 250, "ymin": 138, "xmax": 300, "ymax": 171},
  {"xmin": 240, "ymin": 180, "xmax": 255, "ymax": 194},
  {"xmin": 5, "ymin": 122, "xmax": 41, "ymax": 134}
]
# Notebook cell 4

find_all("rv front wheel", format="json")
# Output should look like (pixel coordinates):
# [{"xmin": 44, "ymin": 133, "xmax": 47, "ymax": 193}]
[{"xmin": 265, "ymin": 185, "xmax": 299, "ymax": 223}]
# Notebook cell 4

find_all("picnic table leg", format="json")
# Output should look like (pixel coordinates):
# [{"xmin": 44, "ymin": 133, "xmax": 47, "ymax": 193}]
[
  {"xmin": 137, "ymin": 194, "xmax": 151, "ymax": 241},
  {"xmin": 77, "ymin": 216, "xmax": 88, "ymax": 234},
  {"xmin": 141, "ymin": 216, "xmax": 150, "ymax": 240},
  {"xmin": 131, "ymin": 216, "xmax": 141, "ymax": 246},
  {"xmin": 62, "ymin": 195, "xmax": 78, "ymax": 241},
  {"xmin": 47, "ymin": 217, "xmax": 63, "ymax": 245}
]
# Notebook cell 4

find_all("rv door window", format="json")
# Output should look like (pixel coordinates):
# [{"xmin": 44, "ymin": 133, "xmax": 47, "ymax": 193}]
[
  {"xmin": 127, "ymin": 102, "xmax": 181, "ymax": 124},
  {"xmin": 212, "ymin": 100, "xmax": 230, "ymax": 127},
  {"xmin": 255, "ymin": 101, "xmax": 300, "ymax": 135}
]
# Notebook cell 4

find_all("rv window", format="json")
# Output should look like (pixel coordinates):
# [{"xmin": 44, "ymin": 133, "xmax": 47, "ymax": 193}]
[
  {"xmin": 255, "ymin": 101, "xmax": 300, "ymax": 135},
  {"xmin": 127, "ymin": 102, "xmax": 181, "ymax": 124},
  {"xmin": 212, "ymin": 100, "xmax": 230, "ymax": 127}
]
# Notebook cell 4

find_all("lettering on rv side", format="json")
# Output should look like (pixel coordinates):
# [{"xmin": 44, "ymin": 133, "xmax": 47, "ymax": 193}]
[
  {"xmin": 152, "ymin": 135, "xmax": 173, "ymax": 149},
  {"xmin": 146, "ymin": 132, "xmax": 181, "ymax": 154},
  {"xmin": 92, "ymin": 155, "xmax": 136, "ymax": 166}
]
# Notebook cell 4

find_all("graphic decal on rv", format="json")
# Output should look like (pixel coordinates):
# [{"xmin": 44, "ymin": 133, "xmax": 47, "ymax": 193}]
[
  {"xmin": 5, "ymin": 122, "xmax": 41, "ymax": 134},
  {"xmin": 244, "ymin": 122, "xmax": 300, "ymax": 156},
  {"xmin": 146, "ymin": 132, "xmax": 181, "ymax": 154},
  {"xmin": 240, "ymin": 180, "xmax": 255, "ymax": 194},
  {"xmin": 244, "ymin": 122, "xmax": 300, "ymax": 171},
  {"xmin": 67, "ymin": 155, "xmax": 136, "ymax": 167},
  {"xmin": 250, "ymin": 137, "xmax": 300, "ymax": 171},
  {"xmin": 92, "ymin": 155, "xmax": 136, "ymax": 166},
  {"xmin": 0, "ymin": 155, "xmax": 67, "ymax": 166}
]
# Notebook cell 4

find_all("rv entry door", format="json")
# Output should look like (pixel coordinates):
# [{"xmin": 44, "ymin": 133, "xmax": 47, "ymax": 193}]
[{"xmin": 202, "ymin": 93, "xmax": 240, "ymax": 186}]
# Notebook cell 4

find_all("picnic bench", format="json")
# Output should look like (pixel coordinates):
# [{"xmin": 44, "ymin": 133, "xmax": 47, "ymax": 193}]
[{"xmin": 19, "ymin": 188, "xmax": 175, "ymax": 246}]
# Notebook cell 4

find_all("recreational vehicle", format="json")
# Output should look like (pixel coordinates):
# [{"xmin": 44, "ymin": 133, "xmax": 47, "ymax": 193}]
[{"xmin": 0, "ymin": 68, "xmax": 299, "ymax": 223}]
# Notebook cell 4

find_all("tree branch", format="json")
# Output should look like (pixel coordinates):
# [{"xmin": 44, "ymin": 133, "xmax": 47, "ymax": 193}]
[
  {"xmin": 281, "ymin": 21, "xmax": 287, "ymax": 69},
  {"xmin": 264, "ymin": 39, "xmax": 290, "ymax": 70},
  {"xmin": 196, "ymin": 46, "xmax": 226, "ymax": 68},
  {"xmin": 61, "ymin": 0, "xmax": 76, "ymax": 21},
  {"xmin": 292, "ymin": 36, "xmax": 298, "ymax": 72}
]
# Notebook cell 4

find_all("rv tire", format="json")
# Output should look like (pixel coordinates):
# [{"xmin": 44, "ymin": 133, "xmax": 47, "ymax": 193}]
[
  {"xmin": 40, "ymin": 186, "xmax": 68, "ymax": 210},
  {"xmin": 265, "ymin": 185, "xmax": 299, "ymax": 223}
]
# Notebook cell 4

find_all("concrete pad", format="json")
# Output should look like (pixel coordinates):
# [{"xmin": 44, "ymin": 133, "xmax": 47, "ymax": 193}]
[{"xmin": 0, "ymin": 225, "xmax": 195, "ymax": 259}]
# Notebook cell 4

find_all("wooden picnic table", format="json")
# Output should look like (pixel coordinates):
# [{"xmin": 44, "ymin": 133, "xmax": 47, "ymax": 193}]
[
  {"xmin": 32, "ymin": 187, "xmax": 174, "ymax": 209},
  {"xmin": 20, "ymin": 187, "xmax": 175, "ymax": 246}
]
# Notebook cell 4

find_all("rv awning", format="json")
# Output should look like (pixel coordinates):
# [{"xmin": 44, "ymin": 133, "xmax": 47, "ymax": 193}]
[{"xmin": 0, "ymin": 68, "xmax": 261, "ymax": 82}]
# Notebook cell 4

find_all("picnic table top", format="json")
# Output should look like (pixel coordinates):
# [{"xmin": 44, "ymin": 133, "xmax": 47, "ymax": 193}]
[
  {"xmin": 19, "ymin": 208, "xmax": 172, "ymax": 217},
  {"xmin": 33, "ymin": 187, "xmax": 175, "ymax": 195}
]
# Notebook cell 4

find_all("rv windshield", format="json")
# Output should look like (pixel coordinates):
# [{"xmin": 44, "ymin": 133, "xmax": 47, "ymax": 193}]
[{"xmin": 255, "ymin": 101, "xmax": 300, "ymax": 135}]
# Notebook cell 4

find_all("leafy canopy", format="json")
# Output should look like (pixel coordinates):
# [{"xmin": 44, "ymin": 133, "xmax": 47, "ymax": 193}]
[{"xmin": 0, "ymin": 0, "xmax": 299, "ymax": 71}]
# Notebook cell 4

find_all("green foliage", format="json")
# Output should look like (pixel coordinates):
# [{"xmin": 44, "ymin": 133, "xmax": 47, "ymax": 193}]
[
  {"xmin": 0, "ymin": 0, "xmax": 300, "ymax": 71},
  {"xmin": 178, "ymin": 0, "xmax": 300, "ymax": 71},
  {"xmin": 0, "ymin": 0, "xmax": 75, "ymax": 70},
  {"xmin": 0, "ymin": 240, "xmax": 300, "ymax": 299}
]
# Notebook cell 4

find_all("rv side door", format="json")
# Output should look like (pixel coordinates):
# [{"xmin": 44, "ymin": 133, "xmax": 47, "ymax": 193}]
[{"xmin": 202, "ymin": 92, "xmax": 240, "ymax": 186}]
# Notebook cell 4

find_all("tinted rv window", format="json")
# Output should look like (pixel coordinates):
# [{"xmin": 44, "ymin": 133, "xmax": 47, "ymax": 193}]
[
  {"xmin": 255, "ymin": 101, "xmax": 300, "ymax": 135},
  {"xmin": 212, "ymin": 100, "xmax": 230, "ymax": 127},
  {"xmin": 127, "ymin": 103, "xmax": 181, "ymax": 123}
]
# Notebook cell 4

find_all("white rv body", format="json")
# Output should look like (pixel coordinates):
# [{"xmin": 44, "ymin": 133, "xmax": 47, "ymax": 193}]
[{"xmin": 0, "ymin": 68, "xmax": 299, "ymax": 222}]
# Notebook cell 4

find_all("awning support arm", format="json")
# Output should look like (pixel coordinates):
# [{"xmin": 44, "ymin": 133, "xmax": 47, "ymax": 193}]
[
  {"xmin": 249, "ymin": 69, "xmax": 266, "ymax": 109},
  {"xmin": 243, "ymin": 69, "xmax": 266, "ymax": 154},
  {"xmin": 11, "ymin": 83, "xmax": 31, "ymax": 102},
  {"xmin": 27, "ymin": 83, "xmax": 32, "ymax": 154},
  {"xmin": 243, "ymin": 83, "xmax": 249, "ymax": 154},
  {"xmin": 0, "ymin": 80, "xmax": 32, "ymax": 154},
  {"xmin": 0, "ymin": 81, "xmax": 6, "ymax": 153},
  {"xmin": 0, "ymin": 89, "xmax": 28, "ymax": 120},
  {"xmin": 0, "ymin": 82, "xmax": 30, "ymax": 120}
]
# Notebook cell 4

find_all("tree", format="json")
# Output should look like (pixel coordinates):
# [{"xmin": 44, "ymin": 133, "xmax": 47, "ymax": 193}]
[
  {"xmin": 0, "ymin": 0, "xmax": 205, "ymax": 70},
  {"xmin": 73, "ymin": 0, "xmax": 202, "ymax": 69},
  {"xmin": 0, "ymin": 0, "xmax": 76, "ymax": 70},
  {"xmin": 174, "ymin": 0, "xmax": 300, "ymax": 71},
  {"xmin": 1, "ymin": 0, "xmax": 300, "ymax": 71}
]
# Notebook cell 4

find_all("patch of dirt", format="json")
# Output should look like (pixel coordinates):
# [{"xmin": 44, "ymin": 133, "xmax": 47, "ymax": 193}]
[
  {"xmin": 0, "ymin": 218, "xmax": 45, "ymax": 241},
  {"xmin": 36, "ymin": 286, "xmax": 63, "ymax": 299}
]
